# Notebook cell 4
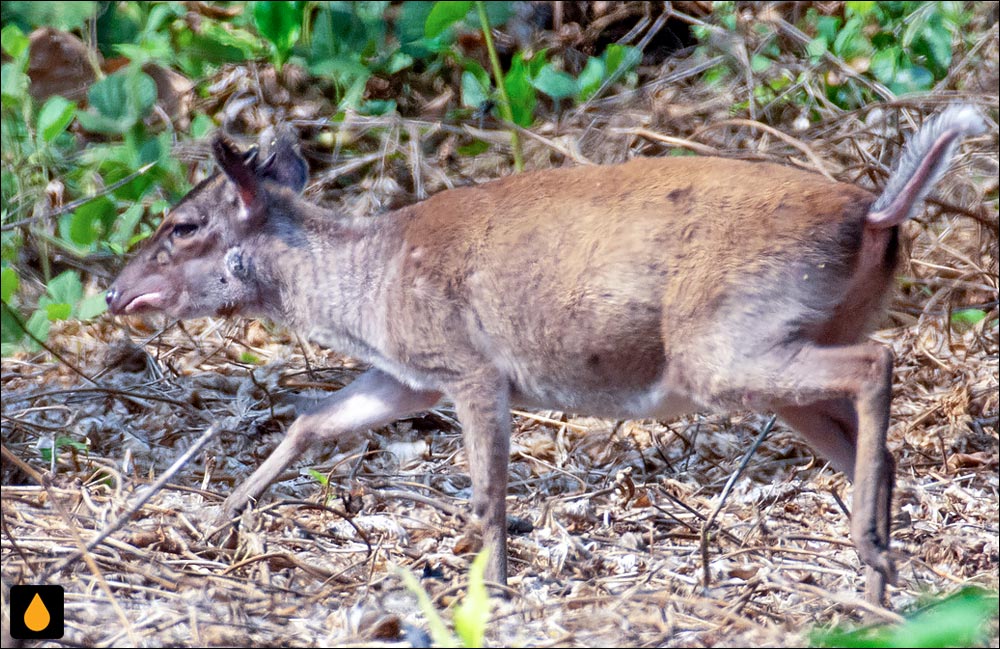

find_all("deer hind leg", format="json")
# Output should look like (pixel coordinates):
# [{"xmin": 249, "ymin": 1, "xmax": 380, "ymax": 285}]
[
  {"xmin": 675, "ymin": 342, "xmax": 895, "ymax": 605},
  {"xmin": 776, "ymin": 397, "xmax": 858, "ymax": 476}
]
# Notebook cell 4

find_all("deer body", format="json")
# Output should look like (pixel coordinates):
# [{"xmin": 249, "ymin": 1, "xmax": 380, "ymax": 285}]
[{"xmin": 106, "ymin": 107, "xmax": 985, "ymax": 605}]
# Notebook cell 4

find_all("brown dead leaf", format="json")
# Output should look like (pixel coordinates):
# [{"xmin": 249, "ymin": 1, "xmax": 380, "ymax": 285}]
[
  {"xmin": 453, "ymin": 532, "xmax": 482, "ymax": 556},
  {"xmin": 728, "ymin": 565, "xmax": 759, "ymax": 580},
  {"xmin": 947, "ymin": 451, "xmax": 997, "ymax": 470},
  {"xmin": 28, "ymin": 27, "xmax": 98, "ymax": 102}
]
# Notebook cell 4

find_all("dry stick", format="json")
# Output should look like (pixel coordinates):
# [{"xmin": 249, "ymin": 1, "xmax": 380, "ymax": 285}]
[
  {"xmin": 620, "ymin": 128, "xmax": 722, "ymax": 156},
  {"xmin": 700, "ymin": 415, "xmax": 776, "ymax": 591},
  {"xmin": 696, "ymin": 119, "xmax": 839, "ymax": 181},
  {"xmin": 1, "ymin": 300, "xmax": 98, "ymax": 385},
  {"xmin": 575, "ymin": 4, "xmax": 672, "ymax": 112},
  {"xmin": 44, "ymin": 422, "xmax": 223, "ymax": 578},
  {"xmin": 2, "ymin": 444, "xmax": 140, "ymax": 644},
  {"xmin": 510, "ymin": 125, "xmax": 595, "ymax": 165},
  {"xmin": 2, "ymin": 162, "xmax": 157, "ymax": 231}
]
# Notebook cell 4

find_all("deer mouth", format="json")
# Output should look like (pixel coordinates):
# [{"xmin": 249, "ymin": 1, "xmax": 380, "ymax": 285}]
[
  {"xmin": 106, "ymin": 279, "xmax": 170, "ymax": 315},
  {"xmin": 121, "ymin": 291, "xmax": 165, "ymax": 314}
]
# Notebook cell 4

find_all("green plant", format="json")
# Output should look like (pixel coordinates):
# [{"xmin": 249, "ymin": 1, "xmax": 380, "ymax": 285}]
[
  {"xmin": 399, "ymin": 549, "xmax": 493, "ymax": 647},
  {"xmin": 693, "ymin": 1, "xmax": 973, "ymax": 114},
  {"xmin": 420, "ymin": 0, "xmax": 640, "ymax": 170},
  {"xmin": 252, "ymin": 0, "xmax": 305, "ymax": 69},
  {"xmin": 810, "ymin": 587, "xmax": 998, "ymax": 648},
  {"xmin": 38, "ymin": 435, "xmax": 90, "ymax": 464},
  {"xmin": 807, "ymin": 1, "xmax": 970, "ymax": 104},
  {"xmin": 0, "ymin": 14, "xmax": 189, "ymax": 354}
]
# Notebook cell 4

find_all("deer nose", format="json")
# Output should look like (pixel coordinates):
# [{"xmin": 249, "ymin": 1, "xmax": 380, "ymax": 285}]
[{"xmin": 106, "ymin": 288, "xmax": 116, "ymax": 306}]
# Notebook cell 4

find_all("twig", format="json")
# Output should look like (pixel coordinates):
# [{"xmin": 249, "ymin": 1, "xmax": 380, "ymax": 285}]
[
  {"xmin": 3, "ymin": 444, "xmax": 140, "ymax": 644},
  {"xmin": 619, "ymin": 127, "xmax": 722, "ymax": 156},
  {"xmin": 696, "ymin": 119, "xmax": 839, "ymax": 180},
  {"xmin": 2, "ymin": 162, "xmax": 157, "ymax": 231},
  {"xmin": 700, "ymin": 415, "xmax": 776, "ymax": 591},
  {"xmin": 1, "ymin": 299, "xmax": 99, "ymax": 385},
  {"xmin": 44, "ymin": 422, "xmax": 223, "ymax": 577}
]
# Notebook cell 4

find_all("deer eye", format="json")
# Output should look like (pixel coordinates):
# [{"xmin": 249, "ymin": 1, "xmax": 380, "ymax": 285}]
[{"xmin": 171, "ymin": 223, "xmax": 199, "ymax": 239}]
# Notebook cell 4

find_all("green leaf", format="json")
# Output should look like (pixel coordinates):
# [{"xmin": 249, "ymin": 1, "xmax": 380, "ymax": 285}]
[
  {"xmin": 1, "ymin": 305, "xmax": 26, "ymax": 346},
  {"xmin": 46, "ymin": 270, "xmax": 83, "ymax": 306},
  {"xmin": 951, "ymin": 308, "xmax": 987, "ymax": 327},
  {"xmin": 424, "ymin": 1, "xmax": 471, "ymax": 39},
  {"xmin": 397, "ymin": 1, "xmax": 436, "ymax": 44},
  {"xmin": 385, "ymin": 51, "xmax": 415, "ymax": 74},
  {"xmin": 811, "ymin": 587, "xmax": 996, "ymax": 648},
  {"xmin": 190, "ymin": 113, "xmax": 215, "ymax": 140},
  {"xmin": 1, "ymin": 63, "xmax": 30, "ymax": 105},
  {"xmin": 77, "ymin": 292, "xmax": 107, "ymax": 320},
  {"xmin": 832, "ymin": 16, "xmax": 871, "ymax": 60},
  {"xmin": 307, "ymin": 468, "xmax": 329, "ymax": 486},
  {"xmin": 481, "ymin": 1, "xmax": 515, "ymax": 27},
  {"xmin": 453, "ymin": 549, "xmax": 492, "ymax": 648},
  {"xmin": 37, "ymin": 96, "xmax": 77, "ymax": 143},
  {"xmin": 457, "ymin": 139, "xmax": 489, "ymax": 156},
  {"xmin": 45, "ymin": 302, "xmax": 72, "ymax": 321},
  {"xmin": 2, "ymin": 1, "xmax": 96, "ymax": 32},
  {"xmin": 503, "ymin": 53, "xmax": 536, "ymax": 127},
  {"xmin": 888, "ymin": 64, "xmax": 933, "ymax": 94},
  {"xmin": 80, "ymin": 68, "xmax": 157, "ymax": 134},
  {"xmin": 845, "ymin": 1, "xmax": 877, "ymax": 18},
  {"xmin": 1, "ymin": 25, "xmax": 30, "ymax": 58},
  {"xmin": 750, "ymin": 54, "xmax": 773, "ymax": 73},
  {"xmin": 360, "ymin": 99, "xmax": 396, "ymax": 116},
  {"xmin": 75, "ymin": 110, "xmax": 125, "ymax": 135},
  {"xmin": 1, "ymin": 267, "xmax": 18, "ymax": 303},
  {"xmin": 57, "ymin": 436, "xmax": 89, "ymax": 452},
  {"xmin": 175, "ymin": 28, "xmax": 255, "ymax": 76},
  {"xmin": 806, "ymin": 36, "xmax": 829, "ymax": 61},
  {"xmin": 114, "ymin": 39, "xmax": 173, "ymax": 66},
  {"xmin": 575, "ymin": 57, "xmax": 605, "ymax": 101},
  {"xmin": 396, "ymin": 1, "xmax": 451, "ymax": 56},
  {"xmin": 603, "ymin": 44, "xmax": 641, "ymax": 78},
  {"xmin": 109, "ymin": 203, "xmax": 145, "ymax": 250},
  {"xmin": 252, "ymin": 0, "xmax": 304, "ymax": 65},
  {"xmin": 69, "ymin": 197, "xmax": 116, "ymax": 246},
  {"xmin": 816, "ymin": 15, "xmax": 841, "ymax": 44},
  {"xmin": 870, "ymin": 46, "xmax": 901, "ymax": 85},
  {"xmin": 25, "ymin": 310, "xmax": 51, "ymax": 348},
  {"xmin": 531, "ymin": 64, "xmax": 577, "ymax": 100},
  {"xmin": 911, "ymin": 15, "xmax": 952, "ymax": 79},
  {"xmin": 461, "ymin": 70, "xmax": 490, "ymax": 108}
]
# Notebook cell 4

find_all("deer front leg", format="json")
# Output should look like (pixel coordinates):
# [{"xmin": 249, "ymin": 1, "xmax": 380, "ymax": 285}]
[
  {"xmin": 448, "ymin": 370, "xmax": 512, "ymax": 585},
  {"xmin": 222, "ymin": 368, "xmax": 441, "ymax": 520}
]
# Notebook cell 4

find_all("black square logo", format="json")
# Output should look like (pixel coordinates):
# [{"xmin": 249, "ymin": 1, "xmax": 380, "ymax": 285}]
[{"xmin": 9, "ymin": 585, "xmax": 64, "ymax": 639}]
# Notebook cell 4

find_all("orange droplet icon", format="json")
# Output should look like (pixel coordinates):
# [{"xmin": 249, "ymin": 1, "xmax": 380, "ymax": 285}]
[{"xmin": 25, "ymin": 592, "xmax": 51, "ymax": 632}]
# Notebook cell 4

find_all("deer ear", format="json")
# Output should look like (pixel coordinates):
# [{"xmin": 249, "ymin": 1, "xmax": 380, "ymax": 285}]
[
  {"xmin": 257, "ymin": 127, "xmax": 308, "ymax": 193},
  {"xmin": 212, "ymin": 134, "xmax": 262, "ymax": 215}
]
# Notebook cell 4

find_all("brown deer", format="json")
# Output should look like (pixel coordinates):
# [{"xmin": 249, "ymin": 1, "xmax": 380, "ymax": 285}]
[{"xmin": 106, "ymin": 105, "xmax": 985, "ymax": 604}]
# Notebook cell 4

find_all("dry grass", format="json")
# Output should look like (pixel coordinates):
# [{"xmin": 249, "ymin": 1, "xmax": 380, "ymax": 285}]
[{"xmin": 3, "ymin": 6, "xmax": 998, "ymax": 647}]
